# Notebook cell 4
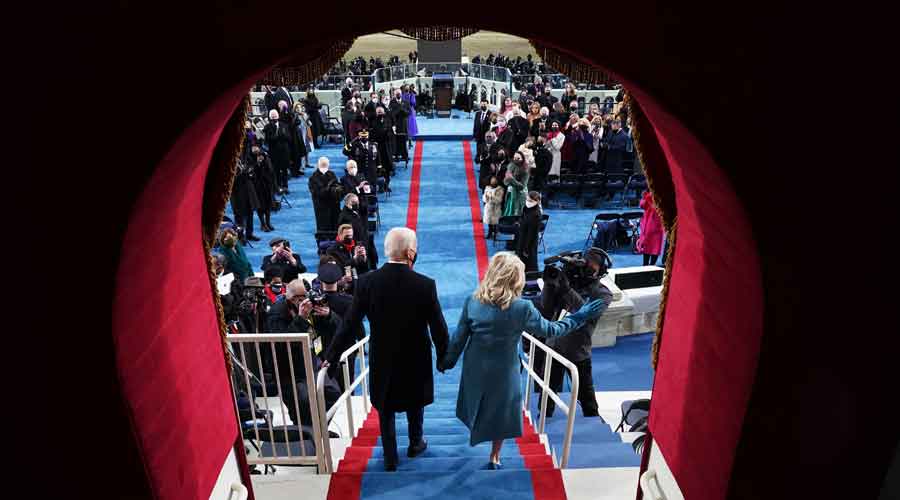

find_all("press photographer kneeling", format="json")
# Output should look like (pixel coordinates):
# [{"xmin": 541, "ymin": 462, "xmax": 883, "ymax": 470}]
[{"xmin": 534, "ymin": 247, "xmax": 614, "ymax": 418}]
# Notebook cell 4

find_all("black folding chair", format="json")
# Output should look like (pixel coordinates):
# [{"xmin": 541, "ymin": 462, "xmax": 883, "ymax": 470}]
[
  {"xmin": 616, "ymin": 399, "xmax": 650, "ymax": 432},
  {"xmin": 495, "ymin": 215, "xmax": 521, "ymax": 249},
  {"xmin": 605, "ymin": 173, "xmax": 629, "ymax": 208},
  {"xmin": 537, "ymin": 214, "xmax": 549, "ymax": 253},
  {"xmin": 584, "ymin": 212, "xmax": 622, "ymax": 252}
]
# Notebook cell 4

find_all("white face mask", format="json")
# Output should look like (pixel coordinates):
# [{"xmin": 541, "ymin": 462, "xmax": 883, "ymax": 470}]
[
  {"xmin": 348, "ymin": 169, "xmax": 357, "ymax": 176},
  {"xmin": 525, "ymin": 199, "xmax": 539, "ymax": 208},
  {"xmin": 318, "ymin": 166, "xmax": 328, "ymax": 173}
]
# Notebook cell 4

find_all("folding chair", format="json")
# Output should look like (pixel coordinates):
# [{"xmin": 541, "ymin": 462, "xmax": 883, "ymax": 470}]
[
  {"xmin": 615, "ymin": 399, "xmax": 650, "ymax": 432},
  {"xmin": 584, "ymin": 212, "xmax": 622, "ymax": 252},
  {"xmin": 495, "ymin": 215, "xmax": 521, "ymax": 249},
  {"xmin": 580, "ymin": 173, "xmax": 606, "ymax": 208},
  {"xmin": 315, "ymin": 230, "xmax": 337, "ymax": 256},
  {"xmin": 537, "ymin": 214, "xmax": 549, "ymax": 253},
  {"xmin": 625, "ymin": 174, "xmax": 647, "ymax": 206},
  {"xmin": 365, "ymin": 193, "xmax": 380, "ymax": 231},
  {"xmin": 605, "ymin": 173, "xmax": 629, "ymax": 208}
]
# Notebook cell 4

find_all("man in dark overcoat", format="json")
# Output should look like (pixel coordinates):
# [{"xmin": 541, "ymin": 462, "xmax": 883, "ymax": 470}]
[{"xmin": 323, "ymin": 228, "xmax": 449, "ymax": 471}]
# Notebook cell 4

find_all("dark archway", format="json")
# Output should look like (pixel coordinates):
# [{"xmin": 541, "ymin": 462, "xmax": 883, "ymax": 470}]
[{"xmin": 52, "ymin": 6, "xmax": 895, "ymax": 500}]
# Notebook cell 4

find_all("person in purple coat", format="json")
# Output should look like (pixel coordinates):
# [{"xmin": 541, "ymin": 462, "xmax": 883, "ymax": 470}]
[{"xmin": 403, "ymin": 85, "xmax": 419, "ymax": 139}]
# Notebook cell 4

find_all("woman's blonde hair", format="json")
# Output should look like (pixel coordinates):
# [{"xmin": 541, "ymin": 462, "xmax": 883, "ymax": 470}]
[{"xmin": 474, "ymin": 252, "xmax": 525, "ymax": 310}]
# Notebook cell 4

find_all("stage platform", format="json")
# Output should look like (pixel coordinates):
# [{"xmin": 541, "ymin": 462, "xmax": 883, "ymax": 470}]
[{"xmin": 412, "ymin": 109, "xmax": 474, "ymax": 140}]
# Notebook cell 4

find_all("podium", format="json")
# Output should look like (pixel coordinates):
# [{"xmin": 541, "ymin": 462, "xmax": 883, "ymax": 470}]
[{"xmin": 432, "ymin": 73, "xmax": 453, "ymax": 118}]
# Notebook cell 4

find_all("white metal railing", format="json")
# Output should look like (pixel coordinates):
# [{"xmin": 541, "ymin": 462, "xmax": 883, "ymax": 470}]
[
  {"xmin": 315, "ymin": 335, "xmax": 371, "ymax": 474},
  {"xmin": 227, "ymin": 333, "xmax": 326, "ymax": 471},
  {"xmin": 521, "ymin": 331, "xmax": 580, "ymax": 468}
]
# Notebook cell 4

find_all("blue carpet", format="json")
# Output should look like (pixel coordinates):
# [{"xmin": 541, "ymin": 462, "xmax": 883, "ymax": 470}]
[
  {"xmin": 591, "ymin": 333, "xmax": 655, "ymax": 391},
  {"xmin": 232, "ymin": 141, "xmax": 650, "ymax": 496}
]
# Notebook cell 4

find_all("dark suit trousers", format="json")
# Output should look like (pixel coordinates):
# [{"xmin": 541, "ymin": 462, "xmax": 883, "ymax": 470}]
[{"xmin": 378, "ymin": 406, "xmax": 424, "ymax": 462}]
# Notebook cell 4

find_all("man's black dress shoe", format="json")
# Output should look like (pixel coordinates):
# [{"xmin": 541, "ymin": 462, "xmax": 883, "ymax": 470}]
[{"xmin": 407, "ymin": 439, "xmax": 427, "ymax": 458}]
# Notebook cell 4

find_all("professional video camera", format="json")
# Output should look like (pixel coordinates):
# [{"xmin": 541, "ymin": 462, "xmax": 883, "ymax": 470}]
[
  {"xmin": 542, "ymin": 248, "xmax": 612, "ymax": 291},
  {"xmin": 237, "ymin": 277, "xmax": 269, "ymax": 330}
]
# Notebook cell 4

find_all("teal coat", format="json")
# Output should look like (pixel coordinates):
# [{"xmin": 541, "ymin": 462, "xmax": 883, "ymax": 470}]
[{"xmin": 442, "ymin": 296, "xmax": 585, "ymax": 445}]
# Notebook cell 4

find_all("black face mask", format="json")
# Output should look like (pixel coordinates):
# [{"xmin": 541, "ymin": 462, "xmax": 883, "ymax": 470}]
[
  {"xmin": 343, "ymin": 236, "xmax": 353, "ymax": 244},
  {"xmin": 350, "ymin": 203, "xmax": 359, "ymax": 211},
  {"xmin": 410, "ymin": 249, "xmax": 418, "ymax": 265}
]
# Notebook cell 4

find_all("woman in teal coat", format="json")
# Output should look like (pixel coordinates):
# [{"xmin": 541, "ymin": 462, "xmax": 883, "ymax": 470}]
[{"xmin": 438, "ymin": 252, "xmax": 610, "ymax": 469}]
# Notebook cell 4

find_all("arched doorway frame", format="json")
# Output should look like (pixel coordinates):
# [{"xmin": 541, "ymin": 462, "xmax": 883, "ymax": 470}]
[{"xmin": 111, "ymin": 26, "xmax": 763, "ymax": 500}]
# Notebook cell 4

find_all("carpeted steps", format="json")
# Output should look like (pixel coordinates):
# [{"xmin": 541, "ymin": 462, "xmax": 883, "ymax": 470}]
[{"xmin": 527, "ymin": 390, "xmax": 642, "ymax": 468}]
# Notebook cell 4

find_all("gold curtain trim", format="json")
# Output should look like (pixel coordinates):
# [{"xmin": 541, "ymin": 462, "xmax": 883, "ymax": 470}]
[
  {"xmin": 625, "ymin": 91, "xmax": 678, "ymax": 370},
  {"xmin": 202, "ymin": 94, "xmax": 250, "ymax": 372},
  {"xmin": 260, "ymin": 38, "xmax": 356, "ymax": 87},
  {"xmin": 399, "ymin": 26, "xmax": 479, "ymax": 41}
]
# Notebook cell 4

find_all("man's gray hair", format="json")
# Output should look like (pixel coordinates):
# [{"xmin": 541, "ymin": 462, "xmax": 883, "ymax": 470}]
[
  {"xmin": 285, "ymin": 279, "xmax": 306, "ymax": 300},
  {"xmin": 317, "ymin": 156, "xmax": 330, "ymax": 169},
  {"xmin": 384, "ymin": 227, "xmax": 417, "ymax": 260},
  {"xmin": 343, "ymin": 193, "xmax": 358, "ymax": 206}
]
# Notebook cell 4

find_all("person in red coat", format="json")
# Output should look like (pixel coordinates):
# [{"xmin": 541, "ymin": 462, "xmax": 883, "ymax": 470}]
[{"xmin": 637, "ymin": 190, "xmax": 664, "ymax": 265}]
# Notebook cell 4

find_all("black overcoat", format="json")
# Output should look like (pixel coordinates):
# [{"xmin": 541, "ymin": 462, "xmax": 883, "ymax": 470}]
[{"xmin": 324, "ymin": 263, "xmax": 449, "ymax": 412}]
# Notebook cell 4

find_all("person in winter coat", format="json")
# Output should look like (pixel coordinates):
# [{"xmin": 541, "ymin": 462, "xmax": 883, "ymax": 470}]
[
  {"xmin": 218, "ymin": 227, "xmax": 253, "ymax": 283},
  {"xmin": 290, "ymin": 102, "xmax": 310, "ymax": 171},
  {"xmin": 389, "ymin": 89, "xmax": 411, "ymax": 162},
  {"xmin": 570, "ymin": 118, "xmax": 594, "ymax": 174},
  {"xmin": 336, "ymin": 194, "xmax": 378, "ymax": 271},
  {"xmin": 303, "ymin": 88, "xmax": 324, "ymax": 147},
  {"xmin": 482, "ymin": 176, "xmax": 504, "ymax": 239},
  {"xmin": 264, "ymin": 109, "xmax": 292, "ymax": 193},
  {"xmin": 502, "ymin": 152, "xmax": 530, "ymax": 217},
  {"xmin": 403, "ymin": 85, "xmax": 419, "ymax": 139},
  {"xmin": 438, "ymin": 252, "xmax": 609, "ymax": 468},
  {"xmin": 249, "ymin": 146, "xmax": 276, "ymax": 232},
  {"xmin": 546, "ymin": 122, "xmax": 566, "ymax": 177},
  {"xmin": 531, "ymin": 135, "xmax": 553, "ymax": 192},
  {"xmin": 637, "ymin": 190, "xmax": 664, "ymax": 265},
  {"xmin": 230, "ymin": 157, "xmax": 261, "ymax": 242},
  {"xmin": 308, "ymin": 157, "xmax": 342, "ymax": 232},
  {"xmin": 516, "ymin": 191, "xmax": 543, "ymax": 272}
]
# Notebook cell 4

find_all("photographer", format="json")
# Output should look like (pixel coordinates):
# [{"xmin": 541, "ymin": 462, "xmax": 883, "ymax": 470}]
[
  {"xmin": 326, "ymin": 224, "xmax": 369, "ymax": 277},
  {"xmin": 534, "ymin": 248, "xmax": 614, "ymax": 418},
  {"xmin": 261, "ymin": 236, "xmax": 306, "ymax": 284},
  {"xmin": 266, "ymin": 279, "xmax": 341, "ymax": 425},
  {"xmin": 309, "ymin": 156, "xmax": 343, "ymax": 232}
]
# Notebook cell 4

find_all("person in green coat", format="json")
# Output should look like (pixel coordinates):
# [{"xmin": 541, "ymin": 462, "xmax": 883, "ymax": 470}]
[
  {"xmin": 502, "ymin": 151, "xmax": 530, "ymax": 217},
  {"xmin": 438, "ymin": 252, "xmax": 610, "ymax": 469},
  {"xmin": 218, "ymin": 226, "xmax": 253, "ymax": 283}
]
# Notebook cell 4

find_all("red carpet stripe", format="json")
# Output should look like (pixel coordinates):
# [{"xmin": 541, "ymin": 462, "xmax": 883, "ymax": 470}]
[
  {"xmin": 406, "ymin": 140, "xmax": 424, "ymax": 230},
  {"xmin": 462, "ymin": 141, "xmax": 490, "ymax": 280},
  {"xmin": 326, "ymin": 408, "xmax": 381, "ymax": 499},
  {"xmin": 517, "ymin": 413, "xmax": 569, "ymax": 500}
]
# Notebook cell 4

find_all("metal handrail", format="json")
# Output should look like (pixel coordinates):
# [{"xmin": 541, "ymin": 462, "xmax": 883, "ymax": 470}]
[
  {"xmin": 315, "ymin": 335, "xmax": 371, "ymax": 474},
  {"xmin": 521, "ymin": 330, "xmax": 580, "ymax": 468},
  {"xmin": 226, "ymin": 333, "xmax": 325, "ymax": 471}
]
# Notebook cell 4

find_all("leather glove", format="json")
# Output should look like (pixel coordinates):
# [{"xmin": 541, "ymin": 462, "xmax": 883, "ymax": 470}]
[{"xmin": 566, "ymin": 298, "xmax": 608, "ymax": 324}]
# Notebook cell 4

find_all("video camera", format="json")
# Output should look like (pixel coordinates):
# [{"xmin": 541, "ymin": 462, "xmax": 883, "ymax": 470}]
[{"xmin": 543, "ymin": 247, "xmax": 612, "ymax": 291}]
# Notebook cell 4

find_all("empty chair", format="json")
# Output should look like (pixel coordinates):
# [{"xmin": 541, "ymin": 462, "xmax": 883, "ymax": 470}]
[
  {"xmin": 495, "ymin": 215, "xmax": 521, "ymax": 249},
  {"xmin": 605, "ymin": 173, "xmax": 629, "ymax": 208},
  {"xmin": 615, "ymin": 399, "xmax": 650, "ymax": 432},
  {"xmin": 625, "ymin": 174, "xmax": 647, "ymax": 205},
  {"xmin": 537, "ymin": 214, "xmax": 549, "ymax": 253},
  {"xmin": 580, "ymin": 173, "xmax": 606, "ymax": 208},
  {"xmin": 584, "ymin": 212, "xmax": 622, "ymax": 252}
]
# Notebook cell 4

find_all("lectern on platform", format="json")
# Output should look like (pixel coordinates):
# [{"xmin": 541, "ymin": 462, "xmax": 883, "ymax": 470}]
[{"xmin": 432, "ymin": 73, "xmax": 453, "ymax": 118}]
